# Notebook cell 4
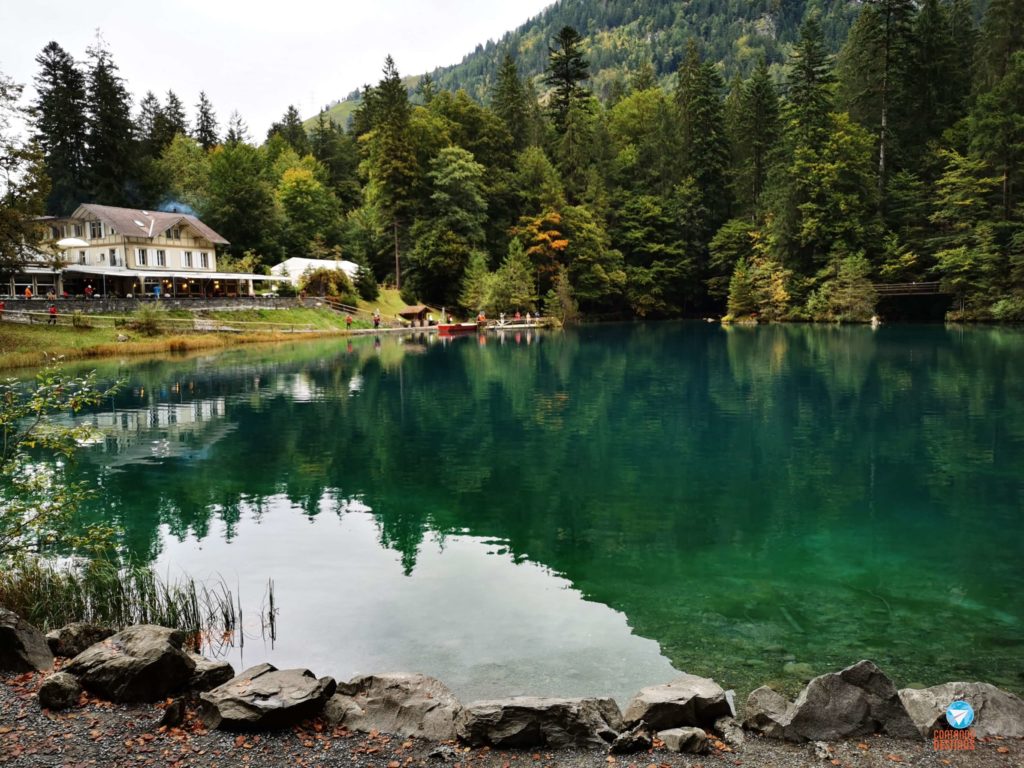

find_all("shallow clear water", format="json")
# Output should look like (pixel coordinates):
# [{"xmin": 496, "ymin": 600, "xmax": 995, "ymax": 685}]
[{"xmin": 59, "ymin": 323, "xmax": 1024, "ymax": 701}]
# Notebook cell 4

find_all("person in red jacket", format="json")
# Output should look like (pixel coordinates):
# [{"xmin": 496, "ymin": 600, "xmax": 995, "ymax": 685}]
[{"xmin": 47, "ymin": 303, "xmax": 57, "ymax": 325}]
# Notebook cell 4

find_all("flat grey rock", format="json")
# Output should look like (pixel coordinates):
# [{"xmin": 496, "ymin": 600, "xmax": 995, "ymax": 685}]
[
  {"xmin": 325, "ymin": 672, "xmax": 462, "ymax": 741},
  {"xmin": 456, "ymin": 696, "xmax": 623, "ymax": 748},
  {"xmin": 898, "ymin": 682, "xmax": 1024, "ymax": 738},
  {"xmin": 743, "ymin": 686, "xmax": 790, "ymax": 738},
  {"xmin": 623, "ymin": 673, "xmax": 732, "ymax": 730},
  {"xmin": 200, "ymin": 663, "xmax": 336, "ymax": 730}
]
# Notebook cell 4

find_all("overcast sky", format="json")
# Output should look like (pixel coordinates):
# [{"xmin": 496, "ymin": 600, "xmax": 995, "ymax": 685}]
[{"xmin": 1, "ymin": 0, "xmax": 552, "ymax": 138}]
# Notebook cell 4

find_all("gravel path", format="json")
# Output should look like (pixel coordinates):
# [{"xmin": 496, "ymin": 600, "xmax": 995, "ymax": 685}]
[{"xmin": 2, "ymin": 672, "xmax": 1019, "ymax": 768}]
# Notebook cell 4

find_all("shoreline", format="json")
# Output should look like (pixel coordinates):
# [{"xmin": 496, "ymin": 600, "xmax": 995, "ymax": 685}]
[{"xmin": 1, "ymin": 670, "xmax": 1018, "ymax": 768}]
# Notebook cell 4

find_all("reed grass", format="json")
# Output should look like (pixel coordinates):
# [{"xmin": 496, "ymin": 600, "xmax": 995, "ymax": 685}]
[{"xmin": 0, "ymin": 558, "xmax": 274, "ymax": 654}]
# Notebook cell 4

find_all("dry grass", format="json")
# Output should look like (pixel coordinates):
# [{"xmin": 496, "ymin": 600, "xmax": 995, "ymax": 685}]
[{"xmin": 0, "ymin": 325, "xmax": 346, "ymax": 372}]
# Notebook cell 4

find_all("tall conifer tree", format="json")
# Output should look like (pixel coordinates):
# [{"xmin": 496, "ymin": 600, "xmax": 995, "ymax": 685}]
[
  {"xmin": 33, "ymin": 41, "xmax": 88, "ymax": 214},
  {"xmin": 194, "ymin": 91, "xmax": 219, "ymax": 150},
  {"xmin": 84, "ymin": 40, "xmax": 135, "ymax": 205}
]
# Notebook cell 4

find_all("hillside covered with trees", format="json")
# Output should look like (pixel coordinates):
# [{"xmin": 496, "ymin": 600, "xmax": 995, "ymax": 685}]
[{"xmin": 3, "ymin": 0, "xmax": 1024, "ymax": 322}]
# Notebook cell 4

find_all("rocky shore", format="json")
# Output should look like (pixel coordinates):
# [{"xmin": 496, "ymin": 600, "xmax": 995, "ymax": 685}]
[{"xmin": 2, "ymin": 610, "xmax": 1021, "ymax": 767}]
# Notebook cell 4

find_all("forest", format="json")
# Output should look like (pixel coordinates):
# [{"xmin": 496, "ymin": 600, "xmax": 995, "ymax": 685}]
[{"xmin": 2, "ymin": 0, "xmax": 1024, "ymax": 321}]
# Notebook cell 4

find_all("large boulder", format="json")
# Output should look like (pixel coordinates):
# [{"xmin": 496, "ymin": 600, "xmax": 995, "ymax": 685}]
[
  {"xmin": 456, "ymin": 696, "xmax": 624, "ymax": 748},
  {"xmin": 0, "ymin": 608, "xmax": 53, "ymax": 672},
  {"xmin": 782, "ymin": 660, "xmax": 920, "ymax": 742},
  {"xmin": 38, "ymin": 671, "xmax": 81, "ymax": 710},
  {"xmin": 63, "ymin": 624, "xmax": 195, "ymax": 702},
  {"xmin": 898, "ymin": 683, "xmax": 1024, "ymax": 738},
  {"xmin": 622, "ymin": 674, "xmax": 733, "ymax": 730},
  {"xmin": 46, "ymin": 623, "xmax": 114, "ymax": 658},
  {"xmin": 188, "ymin": 653, "xmax": 234, "ymax": 692},
  {"xmin": 324, "ymin": 673, "xmax": 462, "ymax": 741},
  {"xmin": 200, "ymin": 663, "xmax": 337, "ymax": 730},
  {"xmin": 742, "ymin": 686, "xmax": 790, "ymax": 739}
]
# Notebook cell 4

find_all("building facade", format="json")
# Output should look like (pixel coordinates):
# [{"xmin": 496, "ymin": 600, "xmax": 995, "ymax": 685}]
[{"xmin": 7, "ymin": 204, "xmax": 273, "ymax": 298}]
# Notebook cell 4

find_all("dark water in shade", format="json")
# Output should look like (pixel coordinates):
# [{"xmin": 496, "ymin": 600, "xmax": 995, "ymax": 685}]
[{"xmin": 57, "ymin": 323, "xmax": 1024, "ymax": 703}]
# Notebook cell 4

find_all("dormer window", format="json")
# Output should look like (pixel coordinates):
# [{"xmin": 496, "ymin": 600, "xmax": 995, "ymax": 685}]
[
  {"xmin": 89, "ymin": 221, "xmax": 103, "ymax": 239},
  {"xmin": 168, "ymin": 227, "xmax": 182, "ymax": 240}
]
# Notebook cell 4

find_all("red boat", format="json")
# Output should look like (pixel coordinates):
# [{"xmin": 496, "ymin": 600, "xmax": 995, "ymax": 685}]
[{"xmin": 437, "ymin": 322, "xmax": 482, "ymax": 336}]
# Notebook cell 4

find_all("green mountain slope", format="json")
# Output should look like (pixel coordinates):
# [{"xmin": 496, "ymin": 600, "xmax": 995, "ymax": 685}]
[{"xmin": 312, "ymin": 0, "xmax": 861, "ymax": 128}]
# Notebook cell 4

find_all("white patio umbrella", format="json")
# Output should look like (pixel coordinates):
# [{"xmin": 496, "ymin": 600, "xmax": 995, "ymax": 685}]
[{"xmin": 54, "ymin": 237, "xmax": 100, "ymax": 296}]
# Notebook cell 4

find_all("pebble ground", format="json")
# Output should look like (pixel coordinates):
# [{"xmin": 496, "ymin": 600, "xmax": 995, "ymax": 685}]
[{"xmin": 2, "ymin": 672, "xmax": 1019, "ymax": 768}]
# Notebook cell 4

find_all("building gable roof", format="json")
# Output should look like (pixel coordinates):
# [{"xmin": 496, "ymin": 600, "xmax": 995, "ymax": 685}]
[{"xmin": 73, "ymin": 204, "xmax": 230, "ymax": 245}]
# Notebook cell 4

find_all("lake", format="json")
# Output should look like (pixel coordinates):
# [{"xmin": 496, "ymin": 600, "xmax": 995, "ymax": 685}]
[{"xmin": 58, "ymin": 323, "xmax": 1024, "ymax": 703}]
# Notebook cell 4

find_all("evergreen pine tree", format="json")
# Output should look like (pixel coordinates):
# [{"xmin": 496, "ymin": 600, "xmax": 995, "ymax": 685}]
[
  {"xmin": 786, "ymin": 16, "xmax": 835, "ymax": 149},
  {"xmin": 836, "ymin": 0, "xmax": 916, "ymax": 195},
  {"xmin": 492, "ymin": 53, "xmax": 528, "ymax": 151},
  {"xmin": 417, "ymin": 73, "xmax": 436, "ymax": 104},
  {"xmin": 739, "ymin": 59, "xmax": 780, "ymax": 210},
  {"xmin": 32, "ymin": 41, "xmax": 88, "ymax": 214},
  {"xmin": 977, "ymin": 0, "xmax": 1024, "ymax": 89},
  {"xmin": 224, "ymin": 110, "xmax": 249, "ymax": 145},
  {"xmin": 136, "ymin": 91, "xmax": 162, "ymax": 154},
  {"xmin": 266, "ymin": 105, "xmax": 310, "ymax": 155},
  {"xmin": 194, "ymin": 91, "xmax": 219, "ymax": 150},
  {"xmin": 675, "ymin": 40, "xmax": 730, "ymax": 228},
  {"xmin": 84, "ymin": 40, "xmax": 135, "ymax": 205},
  {"xmin": 544, "ymin": 26, "xmax": 590, "ymax": 133},
  {"xmin": 631, "ymin": 61, "xmax": 658, "ymax": 92},
  {"xmin": 366, "ymin": 56, "xmax": 418, "ymax": 289}
]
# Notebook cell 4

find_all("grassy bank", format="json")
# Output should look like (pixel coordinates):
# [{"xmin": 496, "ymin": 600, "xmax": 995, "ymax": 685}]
[{"xmin": 0, "ymin": 307, "xmax": 354, "ymax": 371}]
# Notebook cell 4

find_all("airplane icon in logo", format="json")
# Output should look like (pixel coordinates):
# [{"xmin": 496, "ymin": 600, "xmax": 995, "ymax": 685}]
[{"xmin": 946, "ymin": 700, "xmax": 975, "ymax": 729}]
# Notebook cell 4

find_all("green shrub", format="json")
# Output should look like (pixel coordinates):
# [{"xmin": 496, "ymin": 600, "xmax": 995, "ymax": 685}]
[{"xmin": 130, "ymin": 304, "xmax": 168, "ymax": 336}]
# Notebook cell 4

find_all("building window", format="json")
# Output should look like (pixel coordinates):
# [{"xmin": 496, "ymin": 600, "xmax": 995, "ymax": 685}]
[
  {"xmin": 137, "ymin": 248, "xmax": 147, "ymax": 266},
  {"xmin": 89, "ymin": 221, "xmax": 103, "ymax": 239},
  {"xmin": 200, "ymin": 252, "xmax": 209, "ymax": 269},
  {"xmin": 156, "ymin": 249, "xmax": 166, "ymax": 266},
  {"xmin": 168, "ymin": 227, "xmax": 181, "ymax": 240},
  {"xmin": 79, "ymin": 250, "xmax": 86, "ymax": 264},
  {"xmin": 183, "ymin": 251, "xmax": 193, "ymax": 268},
  {"xmin": 49, "ymin": 226, "xmax": 61, "ymax": 239},
  {"xmin": 73, "ymin": 224, "xmax": 83, "ymax": 237}
]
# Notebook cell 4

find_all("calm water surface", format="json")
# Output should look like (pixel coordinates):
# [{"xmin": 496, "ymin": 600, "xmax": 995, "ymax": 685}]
[{"xmin": 59, "ymin": 323, "xmax": 1024, "ymax": 701}]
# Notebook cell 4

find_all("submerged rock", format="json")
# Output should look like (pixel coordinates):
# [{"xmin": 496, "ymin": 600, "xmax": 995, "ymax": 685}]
[
  {"xmin": 622, "ymin": 673, "xmax": 733, "ymax": 730},
  {"xmin": 63, "ymin": 625, "xmax": 195, "ymax": 703},
  {"xmin": 0, "ymin": 609, "xmax": 53, "ymax": 673},
  {"xmin": 200, "ymin": 663, "xmax": 336, "ymax": 730},
  {"xmin": 898, "ymin": 682, "xmax": 1024, "ymax": 738},
  {"xmin": 456, "ymin": 696, "xmax": 623, "ymax": 748},
  {"xmin": 38, "ymin": 671, "xmax": 81, "ymax": 710},
  {"xmin": 46, "ymin": 623, "xmax": 114, "ymax": 658},
  {"xmin": 324, "ymin": 673, "xmax": 462, "ymax": 741}
]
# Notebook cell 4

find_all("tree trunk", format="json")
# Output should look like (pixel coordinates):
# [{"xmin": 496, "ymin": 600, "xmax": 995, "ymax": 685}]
[{"xmin": 393, "ymin": 219, "xmax": 401, "ymax": 291}]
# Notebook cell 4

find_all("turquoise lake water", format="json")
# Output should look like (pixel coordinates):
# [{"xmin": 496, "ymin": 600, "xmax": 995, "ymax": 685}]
[{"xmin": 59, "ymin": 323, "xmax": 1024, "ymax": 702}]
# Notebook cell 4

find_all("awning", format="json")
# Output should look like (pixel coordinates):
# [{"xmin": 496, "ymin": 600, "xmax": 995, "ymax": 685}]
[{"xmin": 63, "ymin": 266, "xmax": 278, "ymax": 281}]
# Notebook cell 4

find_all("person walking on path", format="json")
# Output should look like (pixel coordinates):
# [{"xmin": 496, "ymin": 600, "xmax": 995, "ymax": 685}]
[
  {"xmin": 346, "ymin": 314, "xmax": 353, "ymax": 329},
  {"xmin": 47, "ymin": 303, "xmax": 57, "ymax": 325}
]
